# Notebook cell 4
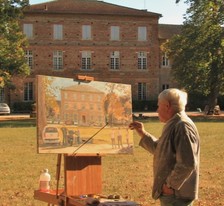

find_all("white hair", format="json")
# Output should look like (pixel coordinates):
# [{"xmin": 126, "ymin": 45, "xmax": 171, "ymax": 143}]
[{"xmin": 158, "ymin": 88, "xmax": 188, "ymax": 112}]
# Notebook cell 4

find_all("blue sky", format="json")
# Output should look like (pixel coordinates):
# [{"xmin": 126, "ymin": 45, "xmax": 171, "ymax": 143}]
[{"xmin": 29, "ymin": 0, "xmax": 188, "ymax": 25}]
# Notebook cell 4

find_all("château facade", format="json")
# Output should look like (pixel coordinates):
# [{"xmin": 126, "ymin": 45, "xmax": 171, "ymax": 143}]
[{"xmin": 0, "ymin": 0, "xmax": 181, "ymax": 111}]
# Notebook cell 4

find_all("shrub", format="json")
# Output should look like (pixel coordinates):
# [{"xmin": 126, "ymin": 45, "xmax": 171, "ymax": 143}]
[
  {"xmin": 132, "ymin": 100, "xmax": 157, "ymax": 112},
  {"xmin": 13, "ymin": 102, "xmax": 35, "ymax": 113}
]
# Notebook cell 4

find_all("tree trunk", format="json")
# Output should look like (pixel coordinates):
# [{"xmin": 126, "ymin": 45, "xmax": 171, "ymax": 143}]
[{"xmin": 205, "ymin": 87, "xmax": 219, "ymax": 115}]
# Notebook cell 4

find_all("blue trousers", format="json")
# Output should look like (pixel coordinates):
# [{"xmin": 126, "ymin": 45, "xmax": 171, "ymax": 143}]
[{"xmin": 159, "ymin": 194, "xmax": 193, "ymax": 206}]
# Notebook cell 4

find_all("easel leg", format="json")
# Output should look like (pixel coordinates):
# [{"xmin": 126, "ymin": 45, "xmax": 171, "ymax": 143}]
[{"xmin": 56, "ymin": 154, "xmax": 62, "ymax": 198}]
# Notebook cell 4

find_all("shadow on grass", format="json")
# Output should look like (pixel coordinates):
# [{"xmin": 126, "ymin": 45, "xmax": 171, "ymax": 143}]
[{"xmin": 0, "ymin": 118, "xmax": 36, "ymax": 128}]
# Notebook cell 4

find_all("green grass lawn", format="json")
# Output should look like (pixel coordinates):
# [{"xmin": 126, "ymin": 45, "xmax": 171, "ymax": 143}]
[{"xmin": 0, "ymin": 119, "xmax": 224, "ymax": 206}]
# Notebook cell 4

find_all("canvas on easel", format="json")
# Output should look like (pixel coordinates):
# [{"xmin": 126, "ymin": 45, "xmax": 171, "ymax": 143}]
[
  {"xmin": 34, "ymin": 75, "xmax": 139, "ymax": 205},
  {"xmin": 36, "ymin": 75, "xmax": 133, "ymax": 155}
]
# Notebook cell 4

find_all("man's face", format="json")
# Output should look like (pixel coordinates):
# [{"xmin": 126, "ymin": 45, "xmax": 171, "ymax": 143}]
[{"xmin": 157, "ymin": 99, "xmax": 170, "ymax": 123}]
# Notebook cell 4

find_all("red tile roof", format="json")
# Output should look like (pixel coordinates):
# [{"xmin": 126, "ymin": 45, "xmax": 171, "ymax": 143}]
[
  {"xmin": 159, "ymin": 24, "xmax": 182, "ymax": 39},
  {"xmin": 24, "ymin": 0, "xmax": 162, "ymax": 18},
  {"xmin": 62, "ymin": 84, "xmax": 104, "ymax": 94}
]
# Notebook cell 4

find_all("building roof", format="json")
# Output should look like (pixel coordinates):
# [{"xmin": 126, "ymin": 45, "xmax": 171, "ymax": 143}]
[
  {"xmin": 159, "ymin": 24, "xmax": 182, "ymax": 39},
  {"xmin": 62, "ymin": 84, "xmax": 104, "ymax": 94},
  {"xmin": 24, "ymin": 0, "xmax": 162, "ymax": 18}
]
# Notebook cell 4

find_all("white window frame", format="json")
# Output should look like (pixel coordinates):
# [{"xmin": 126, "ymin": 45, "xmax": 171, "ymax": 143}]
[
  {"xmin": 24, "ymin": 82, "xmax": 34, "ymax": 101},
  {"xmin": 138, "ymin": 52, "xmax": 147, "ymax": 70},
  {"xmin": 74, "ymin": 114, "xmax": 78, "ymax": 122},
  {"xmin": 25, "ymin": 50, "xmax": 33, "ymax": 69},
  {"xmin": 162, "ymin": 53, "xmax": 170, "ymax": 67},
  {"xmin": 53, "ymin": 51, "xmax": 63, "ymax": 70},
  {"xmin": 53, "ymin": 24, "xmax": 63, "ymax": 40},
  {"xmin": 162, "ymin": 84, "xmax": 169, "ymax": 90},
  {"xmin": 110, "ymin": 26, "xmax": 120, "ymax": 41},
  {"xmin": 110, "ymin": 51, "xmax": 120, "ymax": 70},
  {"xmin": 82, "ymin": 25, "xmax": 91, "ymax": 40},
  {"xmin": 81, "ymin": 51, "xmax": 92, "ymax": 70},
  {"xmin": 138, "ymin": 26, "xmax": 147, "ymax": 41},
  {"xmin": 23, "ymin": 23, "xmax": 33, "ymax": 39},
  {"xmin": 138, "ymin": 82, "xmax": 147, "ymax": 100}
]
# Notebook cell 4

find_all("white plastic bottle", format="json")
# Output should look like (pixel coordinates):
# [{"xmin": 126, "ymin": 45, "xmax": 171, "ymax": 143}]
[{"xmin": 39, "ymin": 169, "xmax": 51, "ymax": 192}]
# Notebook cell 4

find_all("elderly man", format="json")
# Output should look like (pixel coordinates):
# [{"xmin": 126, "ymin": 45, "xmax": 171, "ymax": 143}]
[{"xmin": 129, "ymin": 88, "xmax": 200, "ymax": 206}]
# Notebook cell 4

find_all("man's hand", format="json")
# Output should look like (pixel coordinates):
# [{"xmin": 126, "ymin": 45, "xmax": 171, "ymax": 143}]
[
  {"xmin": 162, "ymin": 184, "xmax": 174, "ymax": 195},
  {"xmin": 129, "ymin": 121, "xmax": 146, "ymax": 138}
]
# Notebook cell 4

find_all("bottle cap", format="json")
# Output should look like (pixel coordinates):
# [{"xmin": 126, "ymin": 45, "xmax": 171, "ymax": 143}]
[{"xmin": 44, "ymin": 169, "xmax": 49, "ymax": 173}]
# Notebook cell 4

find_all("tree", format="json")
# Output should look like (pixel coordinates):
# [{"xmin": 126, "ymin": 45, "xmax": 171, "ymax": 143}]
[
  {"xmin": 164, "ymin": 0, "xmax": 224, "ymax": 114},
  {"xmin": 104, "ymin": 83, "xmax": 132, "ymax": 126},
  {"xmin": 0, "ymin": 0, "xmax": 29, "ymax": 88}
]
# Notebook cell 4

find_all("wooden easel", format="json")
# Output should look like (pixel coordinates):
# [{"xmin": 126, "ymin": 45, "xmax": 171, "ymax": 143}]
[
  {"xmin": 34, "ymin": 154, "xmax": 102, "ymax": 206},
  {"xmin": 35, "ymin": 75, "xmax": 102, "ymax": 204},
  {"xmin": 64, "ymin": 155, "xmax": 102, "ymax": 196},
  {"xmin": 35, "ymin": 75, "xmax": 131, "ymax": 205}
]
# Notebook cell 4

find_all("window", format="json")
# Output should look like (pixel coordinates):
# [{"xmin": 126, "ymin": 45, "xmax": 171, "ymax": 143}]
[
  {"xmin": 23, "ymin": 24, "xmax": 33, "ymax": 39},
  {"xmin": 53, "ymin": 24, "xmax": 63, "ymax": 40},
  {"xmin": 0, "ymin": 88, "xmax": 4, "ymax": 102},
  {"xmin": 64, "ymin": 104, "xmax": 68, "ymax": 109},
  {"xmin": 97, "ymin": 95, "xmax": 101, "ymax": 101},
  {"xmin": 110, "ymin": 26, "xmax": 120, "ymax": 41},
  {"xmin": 53, "ymin": 51, "xmax": 63, "ymax": 70},
  {"xmin": 64, "ymin": 113, "xmax": 68, "ymax": 120},
  {"xmin": 25, "ymin": 50, "xmax": 33, "ymax": 69},
  {"xmin": 89, "ymin": 95, "xmax": 93, "ymax": 101},
  {"xmin": 82, "ymin": 104, "xmax": 86, "ymax": 109},
  {"xmin": 82, "ymin": 25, "xmax": 91, "ymax": 40},
  {"xmin": 74, "ymin": 114, "xmax": 78, "ymax": 123},
  {"xmin": 162, "ymin": 53, "xmax": 170, "ymax": 67},
  {"xmin": 138, "ymin": 26, "xmax": 147, "ymax": 41},
  {"xmin": 81, "ymin": 51, "xmax": 91, "ymax": 70},
  {"xmin": 81, "ymin": 94, "xmax": 85, "ymax": 101},
  {"xmin": 138, "ymin": 52, "xmax": 147, "ymax": 70},
  {"xmin": 138, "ymin": 82, "xmax": 147, "ymax": 100},
  {"xmin": 110, "ymin": 51, "xmax": 120, "ymax": 70},
  {"xmin": 162, "ymin": 84, "xmax": 169, "ymax": 90},
  {"xmin": 24, "ymin": 82, "xmax": 34, "ymax": 101}
]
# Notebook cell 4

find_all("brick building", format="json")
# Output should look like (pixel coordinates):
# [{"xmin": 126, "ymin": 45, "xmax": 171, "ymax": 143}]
[
  {"xmin": 1, "ymin": 0, "xmax": 181, "ymax": 111},
  {"xmin": 158, "ymin": 24, "xmax": 182, "ymax": 91},
  {"xmin": 61, "ymin": 84, "xmax": 106, "ymax": 126}
]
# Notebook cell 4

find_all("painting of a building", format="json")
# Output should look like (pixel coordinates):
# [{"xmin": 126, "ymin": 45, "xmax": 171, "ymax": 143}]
[
  {"xmin": 61, "ymin": 84, "xmax": 106, "ymax": 127},
  {"xmin": 37, "ymin": 75, "xmax": 133, "ymax": 154}
]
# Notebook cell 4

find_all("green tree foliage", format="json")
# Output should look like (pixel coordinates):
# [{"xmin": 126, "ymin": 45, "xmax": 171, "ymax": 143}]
[
  {"xmin": 165, "ymin": 0, "xmax": 224, "ymax": 113},
  {"xmin": 0, "ymin": 0, "xmax": 30, "ymax": 88}
]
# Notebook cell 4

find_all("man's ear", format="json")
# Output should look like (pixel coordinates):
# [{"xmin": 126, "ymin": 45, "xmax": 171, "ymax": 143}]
[
  {"xmin": 166, "ymin": 101, "xmax": 173, "ymax": 113},
  {"xmin": 166, "ymin": 101, "xmax": 171, "ymax": 109}
]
